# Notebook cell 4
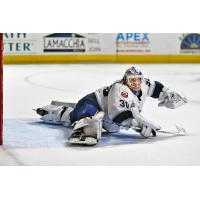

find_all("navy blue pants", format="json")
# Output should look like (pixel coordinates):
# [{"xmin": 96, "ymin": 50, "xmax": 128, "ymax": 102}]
[{"xmin": 69, "ymin": 92, "xmax": 101, "ymax": 124}]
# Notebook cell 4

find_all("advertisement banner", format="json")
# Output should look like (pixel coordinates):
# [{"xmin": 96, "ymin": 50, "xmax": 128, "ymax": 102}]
[
  {"xmin": 3, "ymin": 33, "xmax": 116, "ymax": 55},
  {"xmin": 116, "ymin": 33, "xmax": 200, "ymax": 55},
  {"xmin": 179, "ymin": 33, "xmax": 200, "ymax": 54},
  {"xmin": 3, "ymin": 33, "xmax": 200, "ymax": 64},
  {"xmin": 3, "ymin": 33, "xmax": 38, "ymax": 55},
  {"xmin": 116, "ymin": 33, "xmax": 151, "ymax": 54},
  {"xmin": 116, "ymin": 33, "xmax": 181, "ymax": 55}
]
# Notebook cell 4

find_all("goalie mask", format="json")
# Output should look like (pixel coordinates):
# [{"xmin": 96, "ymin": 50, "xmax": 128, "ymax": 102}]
[{"xmin": 123, "ymin": 67, "xmax": 143, "ymax": 95}]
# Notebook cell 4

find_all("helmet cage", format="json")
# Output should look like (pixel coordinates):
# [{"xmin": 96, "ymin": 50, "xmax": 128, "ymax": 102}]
[
  {"xmin": 124, "ymin": 67, "xmax": 143, "ymax": 95},
  {"xmin": 126, "ymin": 75, "xmax": 143, "ymax": 92}
]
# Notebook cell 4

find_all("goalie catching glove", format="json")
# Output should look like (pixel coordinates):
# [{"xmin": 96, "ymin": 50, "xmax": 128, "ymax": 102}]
[{"xmin": 158, "ymin": 88, "xmax": 188, "ymax": 109}]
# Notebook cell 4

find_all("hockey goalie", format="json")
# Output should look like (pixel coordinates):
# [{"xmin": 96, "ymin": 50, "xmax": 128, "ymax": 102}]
[{"xmin": 35, "ymin": 67, "xmax": 188, "ymax": 145}]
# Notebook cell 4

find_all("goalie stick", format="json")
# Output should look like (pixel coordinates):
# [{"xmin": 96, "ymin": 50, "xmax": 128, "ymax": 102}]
[
  {"xmin": 131, "ymin": 124, "xmax": 187, "ymax": 136},
  {"xmin": 102, "ymin": 120, "xmax": 187, "ymax": 136}
]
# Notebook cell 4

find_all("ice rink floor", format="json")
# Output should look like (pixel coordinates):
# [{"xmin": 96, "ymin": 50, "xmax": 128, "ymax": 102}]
[{"xmin": 1, "ymin": 63, "xmax": 200, "ymax": 165}]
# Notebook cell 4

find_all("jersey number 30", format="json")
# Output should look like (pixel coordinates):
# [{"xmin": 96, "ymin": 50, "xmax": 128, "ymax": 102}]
[{"xmin": 120, "ymin": 100, "xmax": 129, "ymax": 108}]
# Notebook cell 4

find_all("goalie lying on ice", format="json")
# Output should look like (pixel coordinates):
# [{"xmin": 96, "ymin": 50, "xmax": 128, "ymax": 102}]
[{"xmin": 35, "ymin": 66, "xmax": 188, "ymax": 145}]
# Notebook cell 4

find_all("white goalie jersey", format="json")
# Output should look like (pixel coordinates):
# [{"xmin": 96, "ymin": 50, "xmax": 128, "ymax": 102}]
[{"xmin": 95, "ymin": 78, "xmax": 157, "ymax": 125}]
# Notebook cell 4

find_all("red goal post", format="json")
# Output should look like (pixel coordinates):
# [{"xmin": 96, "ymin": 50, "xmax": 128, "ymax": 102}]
[{"xmin": 0, "ymin": 33, "xmax": 3, "ymax": 145}]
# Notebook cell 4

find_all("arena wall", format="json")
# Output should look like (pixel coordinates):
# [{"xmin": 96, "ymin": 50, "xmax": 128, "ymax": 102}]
[{"xmin": 3, "ymin": 33, "xmax": 200, "ymax": 64}]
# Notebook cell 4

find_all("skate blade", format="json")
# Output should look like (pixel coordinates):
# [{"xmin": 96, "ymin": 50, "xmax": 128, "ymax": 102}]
[{"xmin": 68, "ymin": 137, "xmax": 98, "ymax": 146}]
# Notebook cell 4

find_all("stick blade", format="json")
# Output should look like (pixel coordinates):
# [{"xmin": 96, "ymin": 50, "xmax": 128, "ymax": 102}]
[{"xmin": 175, "ymin": 124, "xmax": 187, "ymax": 136}]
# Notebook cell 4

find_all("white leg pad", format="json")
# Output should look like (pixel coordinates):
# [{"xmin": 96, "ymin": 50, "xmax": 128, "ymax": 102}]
[
  {"xmin": 68, "ymin": 112, "xmax": 104, "ymax": 145},
  {"xmin": 39, "ymin": 104, "xmax": 73, "ymax": 126}
]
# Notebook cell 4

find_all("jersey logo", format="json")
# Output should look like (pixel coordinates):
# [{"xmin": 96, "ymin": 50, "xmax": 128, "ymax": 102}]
[{"xmin": 121, "ymin": 91, "xmax": 128, "ymax": 98}]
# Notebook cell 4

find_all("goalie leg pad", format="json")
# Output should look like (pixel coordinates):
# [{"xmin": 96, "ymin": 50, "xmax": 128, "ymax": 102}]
[
  {"xmin": 68, "ymin": 112, "xmax": 104, "ymax": 145},
  {"xmin": 36, "ymin": 104, "xmax": 73, "ymax": 126}
]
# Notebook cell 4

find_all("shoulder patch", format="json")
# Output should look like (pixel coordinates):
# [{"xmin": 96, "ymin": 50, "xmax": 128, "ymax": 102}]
[{"xmin": 121, "ymin": 91, "xmax": 128, "ymax": 98}]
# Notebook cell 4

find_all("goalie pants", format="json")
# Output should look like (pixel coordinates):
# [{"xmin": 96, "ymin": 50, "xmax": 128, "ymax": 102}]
[{"xmin": 69, "ymin": 92, "xmax": 102, "ymax": 124}]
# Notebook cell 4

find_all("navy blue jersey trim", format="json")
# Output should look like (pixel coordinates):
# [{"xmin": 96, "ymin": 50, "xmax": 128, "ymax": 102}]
[
  {"xmin": 151, "ymin": 81, "xmax": 164, "ymax": 98},
  {"xmin": 113, "ymin": 110, "xmax": 133, "ymax": 124}
]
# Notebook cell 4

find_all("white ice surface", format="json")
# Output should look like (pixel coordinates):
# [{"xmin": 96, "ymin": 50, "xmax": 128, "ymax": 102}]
[{"xmin": 1, "ymin": 64, "xmax": 200, "ymax": 165}]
